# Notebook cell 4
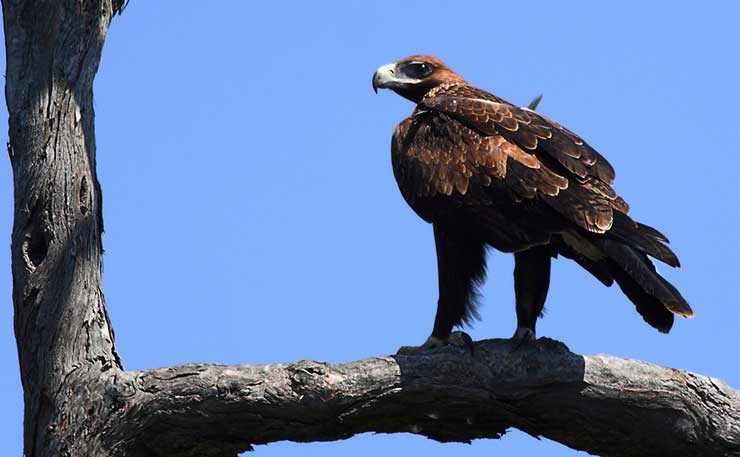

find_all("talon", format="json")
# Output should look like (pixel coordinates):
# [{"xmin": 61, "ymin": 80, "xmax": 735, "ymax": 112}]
[
  {"xmin": 511, "ymin": 327, "xmax": 536, "ymax": 349},
  {"xmin": 397, "ymin": 336, "xmax": 444, "ymax": 355},
  {"xmin": 447, "ymin": 331, "xmax": 475, "ymax": 355},
  {"xmin": 397, "ymin": 332, "xmax": 474, "ymax": 355}
]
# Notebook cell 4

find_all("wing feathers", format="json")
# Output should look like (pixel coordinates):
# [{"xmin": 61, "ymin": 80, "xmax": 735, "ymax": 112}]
[
  {"xmin": 398, "ymin": 85, "xmax": 676, "ymax": 246},
  {"xmin": 417, "ymin": 91, "xmax": 630, "ymax": 233},
  {"xmin": 498, "ymin": 138, "xmax": 540, "ymax": 169},
  {"xmin": 544, "ymin": 185, "xmax": 614, "ymax": 233},
  {"xmin": 422, "ymin": 95, "xmax": 616, "ymax": 184}
]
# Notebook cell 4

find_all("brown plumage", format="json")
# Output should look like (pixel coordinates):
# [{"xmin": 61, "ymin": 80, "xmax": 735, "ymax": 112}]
[{"xmin": 373, "ymin": 55, "xmax": 692, "ymax": 349}]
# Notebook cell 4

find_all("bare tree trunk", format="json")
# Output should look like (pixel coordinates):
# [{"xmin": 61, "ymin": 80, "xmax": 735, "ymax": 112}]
[
  {"xmin": 3, "ymin": 2, "xmax": 740, "ymax": 457},
  {"xmin": 4, "ymin": 0, "xmax": 124, "ymax": 455}
]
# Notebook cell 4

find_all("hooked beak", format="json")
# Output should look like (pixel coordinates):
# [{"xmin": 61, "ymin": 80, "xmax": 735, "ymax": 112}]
[{"xmin": 372, "ymin": 63, "xmax": 397, "ymax": 93}]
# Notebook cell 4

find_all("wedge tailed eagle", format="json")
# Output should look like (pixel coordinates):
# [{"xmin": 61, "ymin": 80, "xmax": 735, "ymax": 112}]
[{"xmin": 372, "ymin": 55, "xmax": 692, "ymax": 352}]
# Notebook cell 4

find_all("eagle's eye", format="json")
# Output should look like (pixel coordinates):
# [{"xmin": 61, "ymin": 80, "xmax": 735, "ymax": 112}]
[{"xmin": 400, "ymin": 61, "xmax": 433, "ymax": 79}]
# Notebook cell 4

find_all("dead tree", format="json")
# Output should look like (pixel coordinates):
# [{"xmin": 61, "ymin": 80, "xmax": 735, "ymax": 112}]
[{"xmin": 4, "ymin": 1, "xmax": 740, "ymax": 456}]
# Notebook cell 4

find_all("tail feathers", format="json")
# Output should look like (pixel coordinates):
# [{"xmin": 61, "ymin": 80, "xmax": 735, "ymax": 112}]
[
  {"xmin": 609, "ymin": 212, "xmax": 680, "ymax": 267},
  {"xmin": 655, "ymin": 273, "xmax": 693, "ymax": 317},
  {"xmin": 597, "ymin": 239, "xmax": 693, "ymax": 327},
  {"xmin": 573, "ymin": 255, "xmax": 614, "ymax": 287},
  {"xmin": 636, "ymin": 221, "xmax": 670, "ymax": 243},
  {"xmin": 607, "ymin": 261, "xmax": 675, "ymax": 332},
  {"xmin": 553, "ymin": 235, "xmax": 614, "ymax": 287}
]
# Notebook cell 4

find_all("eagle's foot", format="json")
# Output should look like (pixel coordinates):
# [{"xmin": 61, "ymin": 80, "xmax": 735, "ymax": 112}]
[
  {"xmin": 511, "ymin": 327, "xmax": 536, "ymax": 347},
  {"xmin": 396, "ymin": 331, "xmax": 474, "ymax": 355},
  {"xmin": 511, "ymin": 327, "xmax": 536, "ymax": 341}
]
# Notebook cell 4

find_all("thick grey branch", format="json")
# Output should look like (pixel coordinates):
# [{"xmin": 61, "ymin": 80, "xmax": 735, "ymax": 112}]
[{"xmin": 101, "ymin": 339, "xmax": 740, "ymax": 457}]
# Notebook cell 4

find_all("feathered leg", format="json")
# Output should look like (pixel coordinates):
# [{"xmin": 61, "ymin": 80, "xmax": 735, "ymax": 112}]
[
  {"xmin": 398, "ymin": 222, "xmax": 486, "ymax": 354},
  {"xmin": 513, "ymin": 245, "xmax": 551, "ymax": 341}
]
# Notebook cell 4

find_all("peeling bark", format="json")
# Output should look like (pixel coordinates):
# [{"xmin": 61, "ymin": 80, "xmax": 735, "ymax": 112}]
[{"xmin": 3, "ymin": 1, "xmax": 740, "ymax": 457}]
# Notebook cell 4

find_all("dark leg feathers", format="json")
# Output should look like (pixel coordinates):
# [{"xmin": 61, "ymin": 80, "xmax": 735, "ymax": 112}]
[
  {"xmin": 513, "ymin": 245, "xmax": 552, "ymax": 338},
  {"xmin": 431, "ymin": 223, "xmax": 487, "ymax": 339}
]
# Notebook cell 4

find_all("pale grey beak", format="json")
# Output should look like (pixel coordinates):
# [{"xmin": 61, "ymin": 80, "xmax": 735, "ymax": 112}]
[{"xmin": 372, "ymin": 63, "xmax": 397, "ymax": 93}]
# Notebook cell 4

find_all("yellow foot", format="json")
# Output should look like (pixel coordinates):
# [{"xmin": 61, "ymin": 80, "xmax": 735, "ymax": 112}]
[{"xmin": 397, "ymin": 331, "xmax": 474, "ymax": 355}]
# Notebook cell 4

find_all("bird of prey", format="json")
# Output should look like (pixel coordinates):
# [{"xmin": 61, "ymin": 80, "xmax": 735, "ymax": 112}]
[{"xmin": 372, "ymin": 55, "xmax": 692, "ymax": 353}]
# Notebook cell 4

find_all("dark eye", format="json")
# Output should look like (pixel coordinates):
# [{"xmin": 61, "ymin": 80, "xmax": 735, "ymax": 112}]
[{"xmin": 401, "ymin": 61, "xmax": 433, "ymax": 79}]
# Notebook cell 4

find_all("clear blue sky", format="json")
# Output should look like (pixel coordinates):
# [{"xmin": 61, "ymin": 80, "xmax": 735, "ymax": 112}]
[{"xmin": 2, "ymin": 1, "xmax": 739, "ymax": 455}]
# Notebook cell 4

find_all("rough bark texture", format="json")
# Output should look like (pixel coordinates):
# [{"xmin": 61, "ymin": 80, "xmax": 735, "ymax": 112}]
[
  {"xmin": 96, "ymin": 339, "xmax": 740, "ymax": 457},
  {"xmin": 4, "ymin": 0, "xmax": 124, "ymax": 456},
  {"xmin": 3, "ymin": 1, "xmax": 740, "ymax": 457}
]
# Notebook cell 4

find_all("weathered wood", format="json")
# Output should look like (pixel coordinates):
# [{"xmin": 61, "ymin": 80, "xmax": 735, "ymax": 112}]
[
  {"xmin": 3, "ymin": 1, "xmax": 740, "ymax": 457},
  {"xmin": 96, "ymin": 339, "xmax": 740, "ymax": 457},
  {"xmin": 4, "ymin": 1, "xmax": 124, "ymax": 455}
]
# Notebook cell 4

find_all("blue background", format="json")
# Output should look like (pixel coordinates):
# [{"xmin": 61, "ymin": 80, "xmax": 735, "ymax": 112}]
[{"xmin": 2, "ymin": 1, "xmax": 739, "ymax": 455}]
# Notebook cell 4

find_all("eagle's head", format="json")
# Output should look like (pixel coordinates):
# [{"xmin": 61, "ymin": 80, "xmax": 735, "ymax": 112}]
[{"xmin": 372, "ymin": 55, "xmax": 466, "ymax": 103}]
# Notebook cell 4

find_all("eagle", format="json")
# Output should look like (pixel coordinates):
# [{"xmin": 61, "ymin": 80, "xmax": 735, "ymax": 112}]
[{"xmin": 372, "ymin": 55, "xmax": 692, "ymax": 353}]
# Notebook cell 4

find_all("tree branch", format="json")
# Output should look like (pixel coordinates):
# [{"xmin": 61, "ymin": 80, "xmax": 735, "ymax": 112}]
[{"xmin": 97, "ymin": 338, "xmax": 740, "ymax": 457}]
